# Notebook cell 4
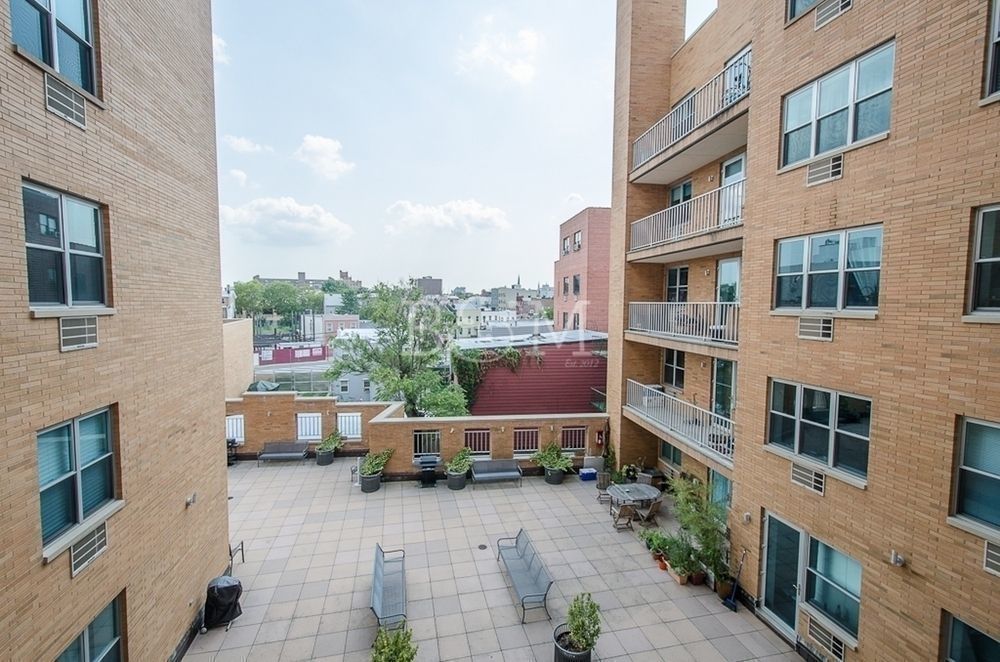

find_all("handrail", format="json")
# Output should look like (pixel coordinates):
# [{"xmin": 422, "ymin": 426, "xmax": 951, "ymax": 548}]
[
  {"xmin": 630, "ymin": 179, "xmax": 745, "ymax": 251},
  {"xmin": 625, "ymin": 379, "xmax": 734, "ymax": 463},
  {"xmin": 628, "ymin": 302, "xmax": 739, "ymax": 345}
]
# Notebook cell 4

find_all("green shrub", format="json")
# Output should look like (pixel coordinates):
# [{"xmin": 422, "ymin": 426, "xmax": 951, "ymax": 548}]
[
  {"xmin": 446, "ymin": 447, "xmax": 473, "ymax": 474},
  {"xmin": 371, "ymin": 626, "xmax": 417, "ymax": 662},
  {"xmin": 360, "ymin": 448, "xmax": 394, "ymax": 476},
  {"xmin": 566, "ymin": 592, "xmax": 601, "ymax": 651},
  {"xmin": 670, "ymin": 475, "xmax": 729, "ymax": 580},
  {"xmin": 317, "ymin": 430, "xmax": 344, "ymax": 453},
  {"xmin": 531, "ymin": 441, "xmax": 573, "ymax": 471}
]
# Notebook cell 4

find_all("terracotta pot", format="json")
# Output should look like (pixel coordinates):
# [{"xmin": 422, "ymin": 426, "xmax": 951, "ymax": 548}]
[
  {"xmin": 657, "ymin": 558, "xmax": 668, "ymax": 571},
  {"xmin": 690, "ymin": 571, "xmax": 707, "ymax": 586}
]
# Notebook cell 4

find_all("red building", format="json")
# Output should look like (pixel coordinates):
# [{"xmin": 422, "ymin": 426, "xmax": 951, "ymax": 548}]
[
  {"xmin": 554, "ymin": 207, "xmax": 611, "ymax": 332},
  {"xmin": 457, "ymin": 331, "xmax": 608, "ymax": 415}
]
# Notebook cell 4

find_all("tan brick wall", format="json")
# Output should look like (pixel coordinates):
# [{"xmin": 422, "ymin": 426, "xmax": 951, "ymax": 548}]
[
  {"xmin": 222, "ymin": 319, "xmax": 254, "ymax": 399},
  {"xmin": 612, "ymin": 1, "xmax": 1000, "ymax": 659},
  {"xmin": 0, "ymin": 0, "xmax": 229, "ymax": 658}
]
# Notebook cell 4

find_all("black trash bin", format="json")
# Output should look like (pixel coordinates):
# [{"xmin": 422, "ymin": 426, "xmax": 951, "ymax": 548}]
[{"xmin": 201, "ymin": 575, "xmax": 243, "ymax": 632}]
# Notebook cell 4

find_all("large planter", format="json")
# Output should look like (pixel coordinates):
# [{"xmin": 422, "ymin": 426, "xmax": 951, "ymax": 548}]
[
  {"xmin": 544, "ymin": 468, "xmax": 566, "ymax": 485},
  {"xmin": 447, "ymin": 471, "xmax": 467, "ymax": 490},
  {"xmin": 315, "ymin": 450, "xmax": 334, "ymax": 466},
  {"xmin": 667, "ymin": 563, "xmax": 689, "ymax": 585},
  {"xmin": 715, "ymin": 578, "xmax": 734, "ymax": 599},
  {"xmin": 553, "ymin": 623, "xmax": 592, "ymax": 662},
  {"xmin": 689, "ymin": 570, "xmax": 707, "ymax": 586},
  {"xmin": 360, "ymin": 473, "xmax": 382, "ymax": 493}
]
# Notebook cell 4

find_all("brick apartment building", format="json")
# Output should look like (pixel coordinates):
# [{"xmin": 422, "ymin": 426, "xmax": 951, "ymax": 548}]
[
  {"xmin": 0, "ymin": 0, "xmax": 229, "ymax": 659},
  {"xmin": 554, "ymin": 206, "xmax": 611, "ymax": 332},
  {"xmin": 412, "ymin": 275, "xmax": 443, "ymax": 296},
  {"xmin": 608, "ymin": 1, "xmax": 1000, "ymax": 660}
]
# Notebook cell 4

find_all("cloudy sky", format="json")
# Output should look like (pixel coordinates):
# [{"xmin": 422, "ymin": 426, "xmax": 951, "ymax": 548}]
[{"xmin": 213, "ymin": 1, "xmax": 716, "ymax": 293}]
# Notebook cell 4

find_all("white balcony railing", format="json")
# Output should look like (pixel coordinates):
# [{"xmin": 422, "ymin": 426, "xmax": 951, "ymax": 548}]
[
  {"xmin": 630, "ymin": 179, "xmax": 745, "ymax": 251},
  {"xmin": 625, "ymin": 379, "xmax": 734, "ymax": 464},
  {"xmin": 629, "ymin": 302, "xmax": 739, "ymax": 345},
  {"xmin": 632, "ymin": 49, "xmax": 752, "ymax": 170}
]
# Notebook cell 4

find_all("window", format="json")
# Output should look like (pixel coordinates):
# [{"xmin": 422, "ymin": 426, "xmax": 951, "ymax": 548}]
[
  {"xmin": 659, "ymin": 440, "xmax": 682, "ymax": 466},
  {"xmin": 955, "ymin": 419, "xmax": 1000, "ymax": 530},
  {"xmin": 10, "ymin": 0, "xmax": 97, "ymax": 93},
  {"xmin": 573, "ymin": 230, "xmax": 582, "ymax": 249},
  {"xmin": 23, "ymin": 184, "xmax": 105, "ymax": 307},
  {"xmin": 572, "ymin": 274, "xmax": 581, "ymax": 296},
  {"xmin": 339, "ymin": 380, "xmax": 349, "ymax": 393},
  {"xmin": 663, "ymin": 349, "xmax": 685, "ymax": 389},
  {"xmin": 989, "ymin": 1, "xmax": 1000, "ymax": 97},
  {"xmin": 572, "ymin": 313, "xmax": 580, "ymax": 330},
  {"xmin": 562, "ymin": 237, "xmax": 570, "ymax": 255},
  {"xmin": 670, "ymin": 181, "xmax": 693, "ymax": 207},
  {"xmin": 667, "ymin": 266, "xmax": 688, "ymax": 303},
  {"xmin": 562, "ymin": 276, "xmax": 569, "ymax": 296},
  {"xmin": 38, "ymin": 409, "xmax": 114, "ymax": 545},
  {"xmin": 56, "ymin": 596, "xmax": 122, "ymax": 662},
  {"xmin": 971, "ymin": 206, "xmax": 1000, "ymax": 312},
  {"xmin": 768, "ymin": 380, "xmax": 872, "ymax": 477},
  {"xmin": 713, "ymin": 358, "xmax": 736, "ymax": 420},
  {"xmin": 945, "ymin": 613, "xmax": 1000, "ymax": 662},
  {"xmin": 363, "ymin": 379, "xmax": 370, "ymax": 390},
  {"xmin": 806, "ymin": 538, "xmax": 861, "ymax": 638},
  {"xmin": 788, "ymin": 0, "xmax": 820, "ymax": 20},
  {"xmin": 709, "ymin": 469, "xmax": 732, "ymax": 509},
  {"xmin": 775, "ymin": 226, "xmax": 882, "ymax": 310},
  {"xmin": 562, "ymin": 312, "xmax": 568, "ymax": 328},
  {"xmin": 782, "ymin": 42, "xmax": 895, "ymax": 167}
]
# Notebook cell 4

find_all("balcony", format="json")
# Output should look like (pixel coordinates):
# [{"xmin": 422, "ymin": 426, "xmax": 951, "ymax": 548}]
[
  {"xmin": 631, "ymin": 49, "xmax": 751, "ymax": 185},
  {"xmin": 625, "ymin": 379, "xmax": 734, "ymax": 466},
  {"xmin": 629, "ymin": 301, "xmax": 739, "ymax": 346},
  {"xmin": 629, "ymin": 179, "xmax": 744, "ymax": 253}
]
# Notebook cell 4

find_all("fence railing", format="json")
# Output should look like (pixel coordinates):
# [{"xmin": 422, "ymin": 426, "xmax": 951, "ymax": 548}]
[
  {"xmin": 630, "ymin": 179, "xmax": 745, "ymax": 251},
  {"xmin": 632, "ymin": 49, "xmax": 752, "ymax": 170},
  {"xmin": 628, "ymin": 302, "xmax": 740, "ymax": 345},
  {"xmin": 560, "ymin": 426, "xmax": 587, "ymax": 452},
  {"xmin": 413, "ymin": 430, "xmax": 441, "ymax": 458},
  {"xmin": 225, "ymin": 415, "xmax": 245, "ymax": 443},
  {"xmin": 337, "ymin": 412, "xmax": 363, "ymax": 439},
  {"xmin": 464, "ymin": 429, "xmax": 492, "ymax": 456},
  {"xmin": 513, "ymin": 428, "xmax": 540, "ymax": 456},
  {"xmin": 625, "ymin": 379, "xmax": 734, "ymax": 463},
  {"xmin": 296, "ymin": 412, "xmax": 323, "ymax": 441}
]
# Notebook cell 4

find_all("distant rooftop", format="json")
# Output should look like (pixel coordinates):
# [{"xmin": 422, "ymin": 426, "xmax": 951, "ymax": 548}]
[{"xmin": 453, "ymin": 329, "xmax": 607, "ymax": 350}]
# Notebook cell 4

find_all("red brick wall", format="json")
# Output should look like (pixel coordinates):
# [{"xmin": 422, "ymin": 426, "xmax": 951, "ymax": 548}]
[{"xmin": 554, "ymin": 207, "xmax": 611, "ymax": 332}]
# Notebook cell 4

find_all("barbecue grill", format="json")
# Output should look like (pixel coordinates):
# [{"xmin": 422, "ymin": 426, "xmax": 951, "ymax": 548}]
[{"xmin": 413, "ymin": 455, "xmax": 440, "ymax": 487}]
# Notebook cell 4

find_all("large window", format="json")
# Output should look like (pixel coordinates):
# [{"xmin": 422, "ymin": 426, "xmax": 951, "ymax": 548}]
[
  {"xmin": 775, "ymin": 226, "xmax": 882, "ymax": 311},
  {"xmin": 709, "ymin": 469, "xmax": 732, "ymax": 509},
  {"xmin": 562, "ymin": 237, "xmax": 570, "ymax": 255},
  {"xmin": 782, "ymin": 42, "xmax": 895, "ymax": 167},
  {"xmin": 659, "ymin": 440, "xmax": 682, "ymax": 467},
  {"xmin": 23, "ymin": 184, "xmax": 106, "ymax": 307},
  {"xmin": 806, "ymin": 538, "xmax": 861, "ymax": 638},
  {"xmin": 562, "ymin": 276, "xmax": 569, "ymax": 296},
  {"xmin": 663, "ymin": 349, "xmax": 685, "ymax": 389},
  {"xmin": 56, "ymin": 596, "xmax": 121, "ymax": 662},
  {"xmin": 768, "ymin": 380, "xmax": 872, "ymax": 478},
  {"xmin": 572, "ymin": 274, "xmax": 581, "ymax": 296},
  {"xmin": 989, "ymin": 1, "xmax": 1000, "ymax": 97},
  {"xmin": 946, "ymin": 614, "xmax": 1000, "ymax": 662},
  {"xmin": 670, "ymin": 180, "xmax": 692, "ymax": 207},
  {"xmin": 573, "ymin": 230, "xmax": 582, "ymax": 249},
  {"xmin": 10, "ymin": 0, "xmax": 96, "ymax": 93},
  {"xmin": 788, "ymin": 0, "xmax": 820, "ymax": 20},
  {"xmin": 955, "ymin": 419, "xmax": 1000, "ymax": 530},
  {"xmin": 666, "ymin": 266, "xmax": 688, "ymax": 302},
  {"xmin": 971, "ymin": 206, "xmax": 1000, "ymax": 312},
  {"xmin": 38, "ymin": 409, "xmax": 115, "ymax": 545}
]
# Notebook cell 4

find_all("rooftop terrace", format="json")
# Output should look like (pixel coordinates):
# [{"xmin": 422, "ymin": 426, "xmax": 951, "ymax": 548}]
[{"xmin": 183, "ymin": 460, "xmax": 795, "ymax": 661}]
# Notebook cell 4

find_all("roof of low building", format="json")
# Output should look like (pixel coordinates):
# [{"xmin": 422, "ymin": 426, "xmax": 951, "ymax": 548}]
[{"xmin": 452, "ymin": 329, "xmax": 607, "ymax": 350}]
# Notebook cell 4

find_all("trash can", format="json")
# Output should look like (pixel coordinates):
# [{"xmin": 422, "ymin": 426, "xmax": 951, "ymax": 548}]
[{"xmin": 202, "ymin": 575, "xmax": 243, "ymax": 632}]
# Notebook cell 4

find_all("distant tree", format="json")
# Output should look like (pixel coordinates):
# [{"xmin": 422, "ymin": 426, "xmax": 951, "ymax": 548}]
[
  {"xmin": 326, "ymin": 283, "xmax": 465, "ymax": 416},
  {"xmin": 233, "ymin": 280, "xmax": 265, "ymax": 328},
  {"xmin": 339, "ymin": 288, "xmax": 360, "ymax": 315},
  {"xmin": 542, "ymin": 307, "xmax": 554, "ymax": 320},
  {"xmin": 299, "ymin": 288, "xmax": 324, "ymax": 313}
]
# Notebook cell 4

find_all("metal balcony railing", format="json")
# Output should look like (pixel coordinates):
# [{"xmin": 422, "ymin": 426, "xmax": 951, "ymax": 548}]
[
  {"xmin": 625, "ymin": 379, "xmax": 734, "ymax": 464},
  {"xmin": 628, "ymin": 302, "xmax": 739, "ymax": 345},
  {"xmin": 632, "ymin": 49, "xmax": 752, "ymax": 170},
  {"xmin": 630, "ymin": 179, "xmax": 745, "ymax": 251}
]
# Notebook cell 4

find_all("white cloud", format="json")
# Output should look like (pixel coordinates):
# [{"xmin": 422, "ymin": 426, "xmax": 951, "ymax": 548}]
[
  {"xmin": 221, "ymin": 197, "xmax": 353, "ymax": 245},
  {"xmin": 223, "ymin": 135, "xmax": 272, "ymax": 153},
  {"xmin": 212, "ymin": 33, "xmax": 230, "ymax": 65},
  {"xmin": 386, "ymin": 199, "xmax": 511, "ymax": 235},
  {"xmin": 229, "ymin": 169, "xmax": 248, "ymax": 187},
  {"xmin": 294, "ymin": 135, "xmax": 356, "ymax": 182},
  {"xmin": 457, "ymin": 22, "xmax": 541, "ymax": 84}
]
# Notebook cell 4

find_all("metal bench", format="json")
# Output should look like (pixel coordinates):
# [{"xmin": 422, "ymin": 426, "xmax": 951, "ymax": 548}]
[
  {"xmin": 472, "ymin": 459, "xmax": 522, "ymax": 488},
  {"xmin": 256, "ymin": 441, "xmax": 308, "ymax": 467},
  {"xmin": 370, "ymin": 543, "xmax": 406, "ymax": 628},
  {"xmin": 496, "ymin": 529, "xmax": 552, "ymax": 623}
]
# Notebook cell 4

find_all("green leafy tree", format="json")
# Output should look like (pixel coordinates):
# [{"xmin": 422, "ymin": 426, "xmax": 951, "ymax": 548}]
[
  {"xmin": 298, "ymin": 288, "xmax": 324, "ymax": 313},
  {"xmin": 326, "ymin": 283, "xmax": 465, "ymax": 416},
  {"xmin": 232, "ymin": 280, "xmax": 265, "ymax": 328},
  {"xmin": 339, "ymin": 288, "xmax": 360, "ymax": 315}
]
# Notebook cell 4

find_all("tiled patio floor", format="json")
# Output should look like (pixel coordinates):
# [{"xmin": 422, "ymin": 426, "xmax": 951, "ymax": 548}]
[{"xmin": 184, "ymin": 460, "xmax": 796, "ymax": 662}]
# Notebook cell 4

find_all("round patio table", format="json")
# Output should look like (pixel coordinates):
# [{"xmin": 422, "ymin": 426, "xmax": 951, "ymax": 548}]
[{"xmin": 607, "ymin": 483, "xmax": 661, "ymax": 505}]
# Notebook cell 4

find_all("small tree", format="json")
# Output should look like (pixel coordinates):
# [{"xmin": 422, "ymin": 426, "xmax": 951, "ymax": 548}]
[
  {"xmin": 371, "ymin": 626, "xmax": 417, "ymax": 662},
  {"xmin": 565, "ymin": 592, "xmax": 601, "ymax": 652},
  {"xmin": 670, "ymin": 476, "xmax": 729, "ymax": 581}
]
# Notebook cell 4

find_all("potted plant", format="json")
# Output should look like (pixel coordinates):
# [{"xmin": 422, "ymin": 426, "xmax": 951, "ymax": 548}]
[
  {"xmin": 446, "ymin": 447, "xmax": 473, "ymax": 490},
  {"xmin": 315, "ymin": 430, "xmax": 344, "ymax": 466},
  {"xmin": 359, "ymin": 448, "xmax": 394, "ymax": 493},
  {"xmin": 661, "ymin": 532, "xmax": 696, "ymax": 585},
  {"xmin": 532, "ymin": 441, "xmax": 574, "ymax": 484},
  {"xmin": 670, "ymin": 475, "xmax": 728, "ymax": 588},
  {"xmin": 371, "ymin": 625, "xmax": 417, "ymax": 662},
  {"xmin": 553, "ymin": 592, "xmax": 601, "ymax": 662}
]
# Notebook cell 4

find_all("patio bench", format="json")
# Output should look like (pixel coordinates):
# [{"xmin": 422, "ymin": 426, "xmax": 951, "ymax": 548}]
[
  {"xmin": 370, "ymin": 543, "xmax": 406, "ymax": 628},
  {"xmin": 472, "ymin": 459, "xmax": 522, "ymax": 488},
  {"xmin": 496, "ymin": 529, "xmax": 552, "ymax": 623},
  {"xmin": 256, "ymin": 441, "xmax": 308, "ymax": 467}
]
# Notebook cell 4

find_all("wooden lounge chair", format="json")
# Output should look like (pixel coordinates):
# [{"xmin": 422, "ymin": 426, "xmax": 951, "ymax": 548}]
[
  {"xmin": 596, "ymin": 471, "xmax": 611, "ymax": 503},
  {"xmin": 611, "ymin": 502, "xmax": 636, "ymax": 531},
  {"xmin": 637, "ymin": 499, "xmax": 662, "ymax": 527}
]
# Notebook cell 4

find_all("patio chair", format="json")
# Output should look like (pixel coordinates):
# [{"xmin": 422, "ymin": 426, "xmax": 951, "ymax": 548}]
[
  {"xmin": 596, "ymin": 471, "xmax": 611, "ymax": 503},
  {"xmin": 611, "ymin": 502, "xmax": 636, "ymax": 531},
  {"xmin": 637, "ymin": 473, "xmax": 653, "ymax": 486},
  {"xmin": 637, "ymin": 499, "xmax": 662, "ymax": 527}
]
